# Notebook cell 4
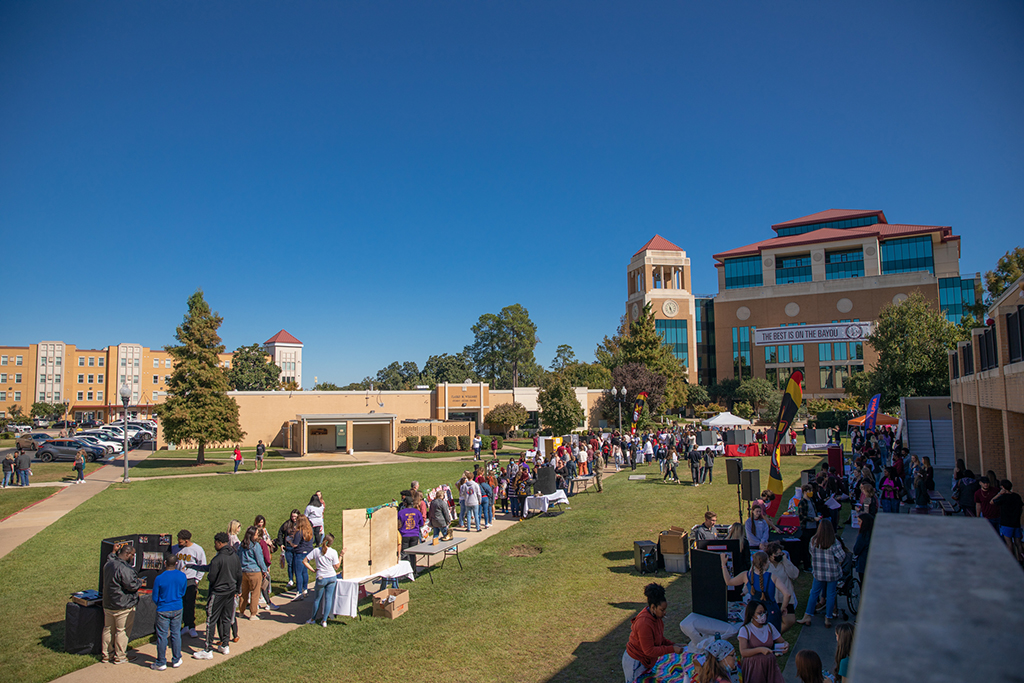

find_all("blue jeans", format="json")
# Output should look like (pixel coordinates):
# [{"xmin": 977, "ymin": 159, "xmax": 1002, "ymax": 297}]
[
  {"xmin": 290, "ymin": 551, "xmax": 309, "ymax": 594},
  {"xmin": 880, "ymin": 498, "xmax": 899, "ymax": 513},
  {"xmin": 465, "ymin": 504, "xmax": 480, "ymax": 531},
  {"xmin": 285, "ymin": 548, "xmax": 296, "ymax": 583},
  {"xmin": 431, "ymin": 525, "xmax": 448, "ymax": 539},
  {"xmin": 806, "ymin": 578, "xmax": 838, "ymax": 619},
  {"xmin": 481, "ymin": 499, "xmax": 493, "ymax": 526},
  {"xmin": 510, "ymin": 495, "xmax": 520, "ymax": 517},
  {"xmin": 311, "ymin": 575, "xmax": 337, "ymax": 622},
  {"xmin": 154, "ymin": 608, "xmax": 182, "ymax": 666},
  {"xmin": 2, "ymin": 472, "xmax": 11, "ymax": 487},
  {"xmin": 18, "ymin": 470, "xmax": 29, "ymax": 486},
  {"xmin": 233, "ymin": 459, "xmax": 241, "ymax": 473}
]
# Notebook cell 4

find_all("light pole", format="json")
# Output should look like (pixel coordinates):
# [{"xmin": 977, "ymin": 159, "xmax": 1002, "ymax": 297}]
[
  {"xmin": 612, "ymin": 385, "xmax": 627, "ymax": 431},
  {"xmin": 119, "ymin": 383, "xmax": 131, "ymax": 483}
]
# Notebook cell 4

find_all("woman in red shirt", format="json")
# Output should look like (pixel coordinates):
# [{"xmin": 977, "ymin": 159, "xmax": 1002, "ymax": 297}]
[{"xmin": 624, "ymin": 583, "xmax": 682, "ymax": 682}]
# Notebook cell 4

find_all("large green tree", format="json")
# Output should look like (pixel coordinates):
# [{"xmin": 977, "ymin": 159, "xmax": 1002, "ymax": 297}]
[
  {"xmin": 467, "ymin": 304, "xmax": 540, "ymax": 394},
  {"xmin": 484, "ymin": 402, "xmax": 529, "ymax": 437},
  {"xmin": 157, "ymin": 290, "xmax": 245, "ymax": 464},
  {"xmin": 983, "ymin": 246, "xmax": 1024, "ymax": 303},
  {"xmin": 549, "ymin": 344, "xmax": 577, "ymax": 372},
  {"xmin": 422, "ymin": 352, "xmax": 477, "ymax": 386},
  {"xmin": 30, "ymin": 401, "xmax": 65, "ymax": 420},
  {"xmin": 618, "ymin": 303, "xmax": 689, "ymax": 411},
  {"xmin": 736, "ymin": 377, "xmax": 775, "ymax": 414},
  {"xmin": 227, "ymin": 343, "xmax": 282, "ymax": 391},
  {"xmin": 845, "ymin": 292, "xmax": 965, "ymax": 412},
  {"xmin": 537, "ymin": 376, "xmax": 584, "ymax": 436}
]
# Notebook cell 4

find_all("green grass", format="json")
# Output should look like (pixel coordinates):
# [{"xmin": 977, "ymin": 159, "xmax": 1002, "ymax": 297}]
[
  {"xmin": 0, "ymin": 486, "xmax": 57, "ymax": 519},
  {"xmin": 0, "ymin": 452, "xmax": 826, "ymax": 683},
  {"xmin": 128, "ymin": 454, "xmax": 329, "ymax": 478},
  {"xmin": 14, "ymin": 461, "xmax": 106, "ymax": 483}
]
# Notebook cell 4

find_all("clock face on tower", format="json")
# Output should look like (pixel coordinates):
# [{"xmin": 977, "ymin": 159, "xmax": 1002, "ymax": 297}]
[
  {"xmin": 631, "ymin": 303, "xmax": 640, "ymax": 320},
  {"xmin": 662, "ymin": 299, "xmax": 679, "ymax": 317}
]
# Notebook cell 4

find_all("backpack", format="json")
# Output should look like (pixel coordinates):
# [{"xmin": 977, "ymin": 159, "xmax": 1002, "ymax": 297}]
[{"xmin": 750, "ymin": 571, "xmax": 782, "ymax": 630}]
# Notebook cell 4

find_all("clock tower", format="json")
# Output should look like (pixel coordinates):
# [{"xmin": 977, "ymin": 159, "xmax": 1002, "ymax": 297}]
[{"xmin": 626, "ymin": 235, "xmax": 700, "ymax": 385}]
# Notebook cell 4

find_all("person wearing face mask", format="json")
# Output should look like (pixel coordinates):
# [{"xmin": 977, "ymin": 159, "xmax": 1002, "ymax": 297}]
[{"xmin": 738, "ymin": 600, "xmax": 787, "ymax": 683}]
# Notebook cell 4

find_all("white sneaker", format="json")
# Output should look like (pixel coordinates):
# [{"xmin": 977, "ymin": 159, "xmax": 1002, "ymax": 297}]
[
  {"xmin": 321, "ymin": 621, "xmax": 328, "ymax": 627},
  {"xmin": 248, "ymin": 614, "xmax": 259, "ymax": 621},
  {"xmin": 151, "ymin": 663, "xmax": 167, "ymax": 671},
  {"xmin": 189, "ymin": 628, "xmax": 198, "ymax": 638},
  {"xmin": 193, "ymin": 650, "xmax": 213, "ymax": 660},
  {"xmin": 171, "ymin": 659, "xmax": 182, "ymax": 668},
  {"xmin": 217, "ymin": 645, "xmax": 230, "ymax": 655},
  {"xmin": 287, "ymin": 580, "xmax": 294, "ymax": 587}
]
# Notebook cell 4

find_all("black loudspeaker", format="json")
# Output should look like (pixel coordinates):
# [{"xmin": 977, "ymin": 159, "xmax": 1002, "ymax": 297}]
[
  {"xmin": 801, "ymin": 469, "xmax": 817, "ymax": 488},
  {"xmin": 724, "ymin": 430, "xmax": 754, "ymax": 445},
  {"xmin": 741, "ymin": 469, "xmax": 760, "ymax": 501},
  {"xmin": 535, "ymin": 467, "xmax": 557, "ymax": 495},
  {"xmin": 634, "ymin": 541, "xmax": 658, "ymax": 574},
  {"xmin": 767, "ymin": 429, "xmax": 792, "ymax": 445},
  {"xmin": 690, "ymin": 549, "xmax": 728, "ymax": 621},
  {"xmin": 725, "ymin": 458, "xmax": 743, "ymax": 485},
  {"xmin": 697, "ymin": 431, "xmax": 716, "ymax": 446},
  {"xmin": 99, "ymin": 534, "xmax": 173, "ymax": 592},
  {"xmin": 804, "ymin": 428, "xmax": 828, "ymax": 444}
]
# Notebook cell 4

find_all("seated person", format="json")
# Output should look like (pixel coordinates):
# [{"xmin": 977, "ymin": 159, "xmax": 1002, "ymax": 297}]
[
  {"xmin": 745, "ymin": 504, "xmax": 781, "ymax": 552},
  {"xmin": 691, "ymin": 511, "xmax": 719, "ymax": 541},
  {"xmin": 623, "ymin": 583, "xmax": 683, "ymax": 683}
]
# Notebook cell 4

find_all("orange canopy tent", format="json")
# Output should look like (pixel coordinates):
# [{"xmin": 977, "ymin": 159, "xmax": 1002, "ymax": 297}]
[{"xmin": 847, "ymin": 413, "xmax": 899, "ymax": 426}]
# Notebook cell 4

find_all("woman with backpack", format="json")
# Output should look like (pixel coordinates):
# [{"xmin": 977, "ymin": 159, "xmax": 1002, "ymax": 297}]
[
  {"xmin": 720, "ymin": 551, "xmax": 792, "ymax": 633},
  {"xmin": 797, "ymin": 520, "xmax": 847, "ymax": 629}
]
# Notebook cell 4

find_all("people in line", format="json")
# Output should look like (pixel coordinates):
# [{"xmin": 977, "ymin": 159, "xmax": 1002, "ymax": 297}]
[
  {"xmin": 720, "ymin": 551, "xmax": 793, "ymax": 633},
  {"xmin": 150, "ymin": 553, "xmax": 186, "ymax": 670},
  {"xmin": 305, "ymin": 491, "xmax": 325, "ymax": 545},
  {"xmin": 303, "ymin": 533, "xmax": 343, "ymax": 627},
  {"xmin": 192, "ymin": 531, "xmax": 242, "ymax": 660},
  {"xmin": 170, "ymin": 529, "xmax": 206, "ymax": 639},
  {"xmin": 101, "ymin": 543, "xmax": 142, "ymax": 664},
  {"xmin": 833, "ymin": 623, "xmax": 854, "ymax": 682},
  {"xmin": 287, "ymin": 515, "xmax": 315, "ymax": 599},
  {"xmin": 738, "ymin": 600, "xmax": 787, "ymax": 683},
  {"xmin": 797, "ymin": 520, "xmax": 847, "ymax": 629}
]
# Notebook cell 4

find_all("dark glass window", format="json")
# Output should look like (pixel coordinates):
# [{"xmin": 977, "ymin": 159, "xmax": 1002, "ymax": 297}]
[
  {"xmin": 880, "ymin": 235, "xmax": 934, "ymax": 275},
  {"xmin": 775, "ymin": 254, "xmax": 812, "ymax": 284},
  {"xmin": 776, "ymin": 215, "xmax": 878, "ymax": 237},
  {"xmin": 655, "ymin": 319, "xmax": 688, "ymax": 367},
  {"xmin": 825, "ymin": 249, "xmax": 864, "ymax": 280},
  {"xmin": 724, "ymin": 256, "xmax": 763, "ymax": 290}
]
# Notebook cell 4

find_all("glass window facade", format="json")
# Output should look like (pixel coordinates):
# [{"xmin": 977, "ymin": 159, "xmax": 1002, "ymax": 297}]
[
  {"xmin": 724, "ymin": 256, "xmax": 763, "ymax": 290},
  {"xmin": 695, "ymin": 298, "xmax": 716, "ymax": 385},
  {"xmin": 775, "ymin": 215, "xmax": 878, "ymax": 237},
  {"xmin": 939, "ymin": 276, "xmax": 979, "ymax": 323},
  {"xmin": 880, "ymin": 235, "xmax": 934, "ymax": 275},
  {"xmin": 732, "ymin": 326, "xmax": 754, "ymax": 379},
  {"xmin": 825, "ymin": 249, "xmax": 864, "ymax": 279},
  {"xmin": 655, "ymin": 319, "xmax": 689, "ymax": 368},
  {"xmin": 775, "ymin": 254, "xmax": 813, "ymax": 284}
]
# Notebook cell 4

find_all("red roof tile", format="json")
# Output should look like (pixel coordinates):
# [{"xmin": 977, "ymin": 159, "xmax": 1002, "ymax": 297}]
[
  {"xmin": 265, "ymin": 330, "xmax": 302, "ymax": 345},
  {"xmin": 772, "ymin": 209, "xmax": 886, "ymax": 230},
  {"xmin": 713, "ymin": 223, "xmax": 955, "ymax": 261},
  {"xmin": 633, "ymin": 235, "xmax": 684, "ymax": 257}
]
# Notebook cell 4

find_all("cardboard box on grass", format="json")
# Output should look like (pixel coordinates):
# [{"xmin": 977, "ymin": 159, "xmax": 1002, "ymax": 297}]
[
  {"xmin": 371, "ymin": 588, "xmax": 409, "ymax": 619},
  {"xmin": 658, "ymin": 527, "xmax": 688, "ymax": 555}
]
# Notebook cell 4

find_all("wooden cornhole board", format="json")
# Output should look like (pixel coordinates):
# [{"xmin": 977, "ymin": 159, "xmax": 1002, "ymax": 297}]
[{"xmin": 341, "ymin": 506, "xmax": 399, "ymax": 581}]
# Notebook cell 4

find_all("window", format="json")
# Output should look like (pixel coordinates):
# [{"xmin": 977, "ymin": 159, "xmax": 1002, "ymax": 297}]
[
  {"xmin": 98, "ymin": 357, "xmax": 104, "ymax": 367},
  {"xmin": 55, "ymin": 356, "xmax": 61, "ymax": 366},
  {"xmin": 765, "ymin": 346, "xmax": 777, "ymax": 364},
  {"xmin": 732, "ymin": 326, "xmax": 754, "ymax": 378},
  {"xmin": 97, "ymin": 391, "xmax": 103, "ymax": 402},
  {"xmin": 77, "ymin": 391, "xmax": 84, "ymax": 401},
  {"xmin": 16, "ymin": 356, "xmax": 22, "ymax": 365},
  {"xmin": 880, "ymin": 235, "xmax": 934, "ymax": 275},
  {"xmin": 164, "ymin": 375, "xmax": 170, "ymax": 384},
  {"xmin": 0, "ymin": 374, "xmax": 5, "ymax": 382},
  {"xmin": 87, "ymin": 391, "xmax": 94, "ymax": 401},
  {"xmin": 1, "ymin": 356, "xmax": 6, "ymax": 365},
  {"xmin": 14, "ymin": 373, "xmax": 21, "ymax": 383},
  {"xmin": 818, "ymin": 343, "xmax": 832, "ymax": 362},
  {"xmin": 120, "ymin": 375, "xmax": 126, "ymax": 384},
  {"xmin": 825, "ymin": 249, "xmax": 864, "ymax": 280},
  {"xmin": 90, "ymin": 357, "xmax": 96, "ymax": 366},
  {"xmin": 1008, "ymin": 306, "xmax": 1024, "ymax": 364},
  {"xmin": 133, "ymin": 375, "xmax": 139, "ymax": 384},
  {"xmin": 134, "ymin": 358, "xmax": 139, "ymax": 368},
  {"xmin": 55, "ymin": 374, "xmax": 61, "ymax": 383},
  {"xmin": 153, "ymin": 375, "xmax": 159, "ymax": 384},
  {"xmin": 776, "ymin": 215, "xmax": 878, "ymax": 237},
  {"xmin": 819, "ymin": 366, "xmax": 834, "ymax": 390},
  {"xmin": 655, "ymin": 319, "xmax": 689, "ymax": 366},
  {"xmin": 153, "ymin": 359, "xmax": 159, "ymax": 368},
  {"xmin": 165, "ymin": 359, "xmax": 172, "ymax": 368},
  {"xmin": 13, "ymin": 391, "xmax": 19, "ymax": 401},
  {"xmin": 41, "ymin": 356, "xmax": 47, "ymax": 366},
  {"xmin": 121, "ymin": 358, "xmax": 126, "ymax": 367},
  {"xmin": 775, "ymin": 254, "xmax": 813, "ymax": 284},
  {"xmin": 724, "ymin": 256, "xmax": 763, "ymax": 290},
  {"xmin": 78, "ymin": 374, "xmax": 85, "ymax": 383},
  {"xmin": 98, "ymin": 374, "xmax": 104, "ymax": 383},
  {"xmin": 78, "ymin": 357, "xmax": 85, "ymax": 366},
  {"xmin": 940, "ymin": 276, "xmax": 980, "ymax": 324},
  {"xmin": 979, "ymin": 327, "xmax": 998, "ymax": 371},
  {"xmin": 0, "ymin": 392, "xmax": 5, "ymax": 401},
  {"xmin": 792, "ymin": 344, "xmax": 804, "ymax": 362},
  {"xmin": 834, "ymin": 343, "xmax": 848, "ymax": 361},
  {"xmin": 132, "ymin": 392, "xmax": 139, "ymax": 403}
]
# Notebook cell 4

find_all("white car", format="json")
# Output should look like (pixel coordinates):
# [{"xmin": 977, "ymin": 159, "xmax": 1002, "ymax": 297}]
[
  {"xmin": 8, "ymin": 424, "xmax": 32, "ymax": 435},
  {"xmin": 77, "ymin": 433, "xmax": 124, "ymax": 454}
]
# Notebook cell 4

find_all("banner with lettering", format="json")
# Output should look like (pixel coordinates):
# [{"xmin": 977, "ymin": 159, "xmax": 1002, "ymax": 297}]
[
  {"xmin": 864, "ymin": 394, "xmax": 882, "ymax": 433},
  {"xmin": 630, "ymin": 392, "xmax": 648, "ymax": 435},
  {"xmin": 766, "ymin": 370, "xmax": 803, "ymax": 514}
]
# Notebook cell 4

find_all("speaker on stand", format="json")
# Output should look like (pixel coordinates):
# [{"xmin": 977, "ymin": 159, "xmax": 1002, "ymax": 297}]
[
  {"xmin": 725, "ymin": 458, "xmax": 743, "ymax": 523},
  {"xmin": 740, "ymin": 468, "xmax": 761, "ymax": 519}
]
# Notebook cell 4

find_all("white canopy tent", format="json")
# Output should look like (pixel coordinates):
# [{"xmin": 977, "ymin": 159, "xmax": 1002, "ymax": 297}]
[{"xmin": 701, "ymin": 412, "xmax": 752, "ymax": 427}]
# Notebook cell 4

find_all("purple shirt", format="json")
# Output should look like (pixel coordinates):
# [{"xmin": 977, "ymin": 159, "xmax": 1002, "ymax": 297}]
[{"xmin": 398, "ymin": 507, "xmax": 424, "ymax": 538}]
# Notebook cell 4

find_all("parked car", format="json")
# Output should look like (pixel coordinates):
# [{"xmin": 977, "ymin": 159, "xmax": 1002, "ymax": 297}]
[
  {"xmin": 73, "ymin": 435, "xmax": 116, "ymax": 455},
  {"xmin": 78, "ymin": 431, "xmax": 124, "ymax": 453},
  {"xmin": 37, "ymin": 439, "xmax": 105, "ymax": 463},
  {"xmin": 79, "ymin": 420, "xmax": 104, "ymax": 429},
  {"xmin": 9, "ymin": 424, "xmax": 33, "ymax": 435},
  {"xmin": 15, "ymin": 432, "xmax": 54, "ymax": 450},
  {"xmin": 52, "ymin": 420, "xmax": 78, "ymax": 430},
  {"xmin": 32, "ymin": 418, "xmax": 52, "ymax": 428}
]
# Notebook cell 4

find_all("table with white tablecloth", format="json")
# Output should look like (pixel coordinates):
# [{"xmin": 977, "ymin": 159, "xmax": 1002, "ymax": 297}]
[
  {"xmin": 329, "ymin": 561, "xmax": 415, "ymax": 618},
  {"xmin": 524, "ymin": 490, "xmax": 570, "ymax": 515}
]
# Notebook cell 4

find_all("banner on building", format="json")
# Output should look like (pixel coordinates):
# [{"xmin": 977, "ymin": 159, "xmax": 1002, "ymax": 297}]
[
  {"xmin": 766, "ymin": 370, "xmax": 803, "ymax": 515},
  {"xmin": 754, "ymin": 322, "xmax": 872, "ymax": 346},
  {"xmin": 631, "ymin": 392, "xmax": 648, "ymax": 435},
  {"xmin": 864, "ymin": 394, "xmax": 881, "ymax": 432}
]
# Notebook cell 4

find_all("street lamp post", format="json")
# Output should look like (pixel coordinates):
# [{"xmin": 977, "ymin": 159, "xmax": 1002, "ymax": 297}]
[
  {"xmin": 119, "ymin": 383, "xmax": 131, "ymax": 483},
  {"xmin": 612, "ymin": 385, "xmax": 627, "ymax": 431}
]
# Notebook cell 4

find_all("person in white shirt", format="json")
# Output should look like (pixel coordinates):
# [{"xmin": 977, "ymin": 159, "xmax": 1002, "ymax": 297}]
[
  {"xmin": 171, "ymin": 530, "xmax": 206, "ymax": 638},
  {"xmin": 302, "ymin": 534, "xmax": 343, "ymax": 627},
  {"xmin": 305, "ymin": 491, "xmax": 325, "ymax": 545},
  {"xmin": 459, "ymin": 474, "xmax": 482, "ymax": 532}
]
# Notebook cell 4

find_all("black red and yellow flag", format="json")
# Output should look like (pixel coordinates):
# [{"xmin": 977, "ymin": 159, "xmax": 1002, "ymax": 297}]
[
  {"xmin": 630, "ymin": 392, "xmax": 648, "ymax": 435},
  {"xmin": 767, "ymin": 370, "xmax": 803, "ymax": 510}
]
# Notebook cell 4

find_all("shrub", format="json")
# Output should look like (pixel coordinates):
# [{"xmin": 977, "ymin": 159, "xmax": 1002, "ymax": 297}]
[
  {"xmin": 444, "ymin": 436, "xmax": 458, "ymax": 451},
  {"xmin": 420, "ymin": 435, "xmax": 438, "ymax": 451},
  {"xmin": 405, "ymin": 436, "xmax": 420, "ymax": 452},
  {"xmin": 458, "ymin": 435, "xmax": 471, "ymax": 451}
]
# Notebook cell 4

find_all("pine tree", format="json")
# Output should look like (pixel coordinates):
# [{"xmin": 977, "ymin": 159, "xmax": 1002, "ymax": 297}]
[{"xmin": 157, "ymin": 290, "xmax": 244, "ymax": 464}]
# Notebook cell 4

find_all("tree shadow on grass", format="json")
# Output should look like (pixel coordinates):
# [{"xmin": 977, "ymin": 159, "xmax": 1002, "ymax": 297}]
[{"xmin": 133, "ymin": 459, "xmax": 227, "ymax": 470}]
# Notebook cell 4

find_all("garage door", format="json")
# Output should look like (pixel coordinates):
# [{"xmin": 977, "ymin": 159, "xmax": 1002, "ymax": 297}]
[{"xmin": 353, "ymin": 424, "xmax": 386, "ymax": 451}]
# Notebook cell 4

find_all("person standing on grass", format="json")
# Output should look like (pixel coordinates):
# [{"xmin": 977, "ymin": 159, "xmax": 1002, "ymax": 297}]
[
  {"xmin": 305, "ymin": 491, "xmax": 325, "ymax": 545},
  {"xmin": 472, "ymin": 434, "xmax": 482, "ymax": 460},
  {"xmin": 277, "ymin": 509, "xmax": 300, "ymax": 587},
  {"xmin": 287, "ymin": 515, "xmax": 315, "ymax": 599},
  {"xmin": 304, "ymin": 533, "xmax": 343, "ymax": 627},
  {"xmin": 191, "ymin": 532, "xmax": 241, "ymax": 660},
  {"xmin": 150, "ymin": 553, "xmax": 186, "ymax": 670},
  {"xmin": 171, "ymin": 530, "xmax": 206, "ymax": 638},
  {"xmin": 73, "ymin": 449, "xmax": 86, "ymax": 483},
  {"xmin": 254, "ymin": 440, "xmax": 265, "ymax": 472},
  {"xmin": 236, "ymin": 526, "xmax": 267, "ymax": 620},
  {"xmin": 16, "ymin": 446, "xmax": 32, "ymax": 487},
  {"xmin": 232, "ymin": 445, "xmax": 243, "ymax": 474},
  {"xmin": 101, "ymin": 543, "xmax": 142, "ymax": 665},
  {"xmin": 460, "ymin": 472, "xmax": 482, "ymax": 532},
  {"xmin": 2, "ymin": 451, "xmax": 15, "ymax": 488}
]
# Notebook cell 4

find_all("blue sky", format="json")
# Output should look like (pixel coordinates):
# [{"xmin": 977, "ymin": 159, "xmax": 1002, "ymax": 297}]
[{"xmin": 2, "ymin": 1, "xmax": 1022, "ymax": 385}]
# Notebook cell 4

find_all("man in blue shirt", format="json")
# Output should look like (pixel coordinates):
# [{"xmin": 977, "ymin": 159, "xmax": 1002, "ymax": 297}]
[{"xmin": 151, "ymin": 553, "xmax": 187, "ymax": 670}]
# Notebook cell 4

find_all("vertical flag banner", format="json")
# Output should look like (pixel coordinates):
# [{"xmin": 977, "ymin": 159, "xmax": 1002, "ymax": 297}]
[
  {"xmin": 864, "ymin": 394, "xmax": 882, "ymax": 433},
  {"xmin": 631, "ymin": 392, "xmax": 648, "ymax": 435},
  {"xmin": 767, "ymin": 370, "xmax": 803, "ymax": 514}
]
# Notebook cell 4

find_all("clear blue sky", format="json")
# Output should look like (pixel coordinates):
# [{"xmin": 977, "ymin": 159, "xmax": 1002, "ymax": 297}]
[{"xmin": 2, "ymin": 1, "xmax": 1022, "ymax": 386}]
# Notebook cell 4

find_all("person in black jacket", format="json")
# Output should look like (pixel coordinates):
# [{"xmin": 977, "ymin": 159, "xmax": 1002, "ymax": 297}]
[
  {"xmin": 101, "ymin": 544, "xmax": 142, "ymax": 664},
  {"xmin": 192, "ymin": 532, "xmax": 242, "ymax": 660}
]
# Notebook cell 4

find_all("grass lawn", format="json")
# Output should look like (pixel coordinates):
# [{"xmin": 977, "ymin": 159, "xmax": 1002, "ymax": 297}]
[
  {"xmin": 0, "ymin": 453, "xmax": 827, "ymax": 683},
  {"xmin": 128, "ymin": 454, "xmax": 330, "ymax": 478},
  {"xmin": 13, "ymin": 461, "xmax": 107, "ymax": 484},
  {"xmin": 0, "ymin": 486, "xmax": 58, "ymax": 520}
]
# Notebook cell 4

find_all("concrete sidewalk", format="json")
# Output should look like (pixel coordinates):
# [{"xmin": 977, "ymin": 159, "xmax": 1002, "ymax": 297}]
[{"xmin": 0, "ymin": 450, "xmax": 153, "ymax": 561}]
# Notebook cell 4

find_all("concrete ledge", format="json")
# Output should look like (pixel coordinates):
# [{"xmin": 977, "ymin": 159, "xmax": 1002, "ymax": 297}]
[{"xmin": 848, "ymin": 514, "xmax": 1024, "ymax": 683}]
